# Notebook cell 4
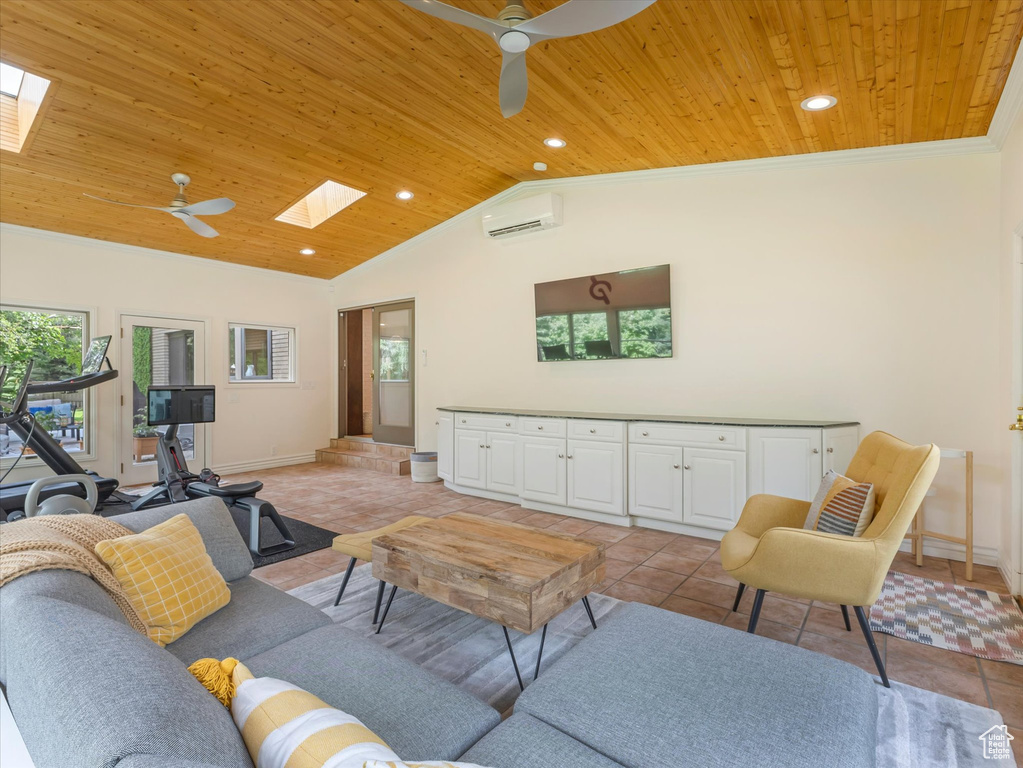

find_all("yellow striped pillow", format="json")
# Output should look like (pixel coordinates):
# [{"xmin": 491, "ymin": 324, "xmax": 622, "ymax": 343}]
[
  {"xmin": 231, "ymin": 661, "xmax": 402, "ymax": 768},
  {"xmin": 95, "ymin": 513, "xmax": 230, "ymax": 646}
]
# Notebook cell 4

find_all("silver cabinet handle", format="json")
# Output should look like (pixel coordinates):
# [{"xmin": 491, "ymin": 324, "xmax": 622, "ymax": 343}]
[
  {"xmin": 683, "ymin": 464, "xmax": 691, "ymax": 470},
  {"xmin": 538, "ymin": 425, "xmax": 544, "ymax": 430},
  {"xmin": 718, "ymin": 435, "xmax": 726, "ymax": 441},
  {"xmin": 479, "ymin": 444, "xmax": 485, "ymax": 448},
  {"xmin": 812, "ymin": 448, "xmax": 820, "ymax": 454},
  {"xmin": 434, "ymin": 421, "xmax": 439, "ymax": 425},
  {"xmin": 827, "ymin": 447, "xmax": 834, "ymax": 453},
  {"xmin": 505, "ymin": 422, "xmax": 511, "ymax": 427},
  {"xmin": 642, "ymin": 430, "xmax": 649, "ymax": 436},
  {"xmin": 558, "ymin": 453, "xmax": 564, "ymax": 458},
  {"xmin": 590, "ymin": 428, "xmax": 596, "ymax": 434},
  {"xmin": 487, "ymin": 445, "xmax": 491, "ymax": 449},
  {"xmin": 461, "ymin": 419, "xmax": 466, "ymax": 423},
  {"xmin": 673, "ymin": 463, "xmax": 680, "ymax": 469}
]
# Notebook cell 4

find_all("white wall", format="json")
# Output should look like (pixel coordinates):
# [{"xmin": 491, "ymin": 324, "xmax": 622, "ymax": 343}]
[
  {"xmin": 331, "ymin": 149, "xmax": 1006, "ymax": 562},
  {"xmin": 0, "ymin": 225, "xmax": 334, "ymax": 484}
]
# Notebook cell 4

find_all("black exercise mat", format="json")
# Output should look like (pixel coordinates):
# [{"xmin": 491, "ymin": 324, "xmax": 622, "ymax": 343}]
[{"xmin": 226, "ymin": 506, "xmax": 335, "ymax": 569}]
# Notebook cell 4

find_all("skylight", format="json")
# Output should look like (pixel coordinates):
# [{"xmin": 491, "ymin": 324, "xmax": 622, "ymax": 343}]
[
  {"xmin": 0, "ymin": 63, "xmax": 23, "ymax": 98},
  {"xmin": 275, "ymin": 180, "xmax": 367, "ymax": 229}
]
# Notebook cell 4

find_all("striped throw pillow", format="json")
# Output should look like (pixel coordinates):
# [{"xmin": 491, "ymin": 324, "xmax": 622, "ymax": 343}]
[
  {"xmin": 95, "ymin": 513, "xmax": 230, "ymax": 646},
  {"xmin": 232, "ymin": 661, "xmax": 403, "ymax": 767},
  {"xmin": 813, "ymin": 477, "xmax": 876, "ymax": 537}
]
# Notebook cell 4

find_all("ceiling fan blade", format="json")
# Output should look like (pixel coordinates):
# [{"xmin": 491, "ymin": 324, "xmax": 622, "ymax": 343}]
[
  {"xmin": 177, "ymin": 197, "xmax": 235, "ymax": 216},
  {"xmin": 517, "ymin": 0, "xmax": 657, "ymax": 40},
  {"xmin": 398, "ymin": 0, "xmax": 506, "ymax": 40},
  {"xmin": 82, "ymin": 193, "xmax": 173, "ymax": 212},
  {"xmin": 499, "ymin": 50, "xmax": 528, "ymax": 118},
  {"xmin": 172, "ymin": 211, "xmax": 219, "ymax": 238}
]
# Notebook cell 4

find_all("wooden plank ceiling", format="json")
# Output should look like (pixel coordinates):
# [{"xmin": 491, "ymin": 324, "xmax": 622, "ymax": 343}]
[{"xmin": 0, "ymin": 0, "xmax": 1020, "ymax": 279}]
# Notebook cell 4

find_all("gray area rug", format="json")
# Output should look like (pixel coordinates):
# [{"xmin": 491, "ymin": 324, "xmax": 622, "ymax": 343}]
[{"xmin": 290, "ymin": 566, "xmax": 1015, "ymax": 766}]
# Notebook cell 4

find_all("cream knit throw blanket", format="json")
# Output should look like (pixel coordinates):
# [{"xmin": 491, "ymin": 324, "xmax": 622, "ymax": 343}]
[{"xmin": 0, "ymin": 514, "xmax": 147, "ymax": 635}]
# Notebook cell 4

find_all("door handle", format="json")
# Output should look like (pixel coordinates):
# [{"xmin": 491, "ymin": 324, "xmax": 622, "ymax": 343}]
[
  {"xmin": 1011, "ymin": 414, "xmax": 1023, "ymax": 431},
  {"xmin": 558, "ymin": 453, "xmax": 564, "ymax": 458},
  {"xmin": 812, "ymin": 448, "xmax": 820, "ymax": 454},
  {"xmin": 827, "ymin": 447, "xmax": 834, "ymax": 453}
]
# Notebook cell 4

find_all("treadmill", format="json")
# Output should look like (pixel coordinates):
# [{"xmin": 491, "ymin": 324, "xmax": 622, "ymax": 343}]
[{"xmin": 0, "ymin": 336, "xmax": 120, "ymax": 518}]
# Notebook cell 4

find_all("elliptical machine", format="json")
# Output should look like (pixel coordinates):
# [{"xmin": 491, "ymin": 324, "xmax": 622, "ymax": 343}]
[{"xmin": 131, "ymin": 385, "xmax": 295, "ymax": 557}]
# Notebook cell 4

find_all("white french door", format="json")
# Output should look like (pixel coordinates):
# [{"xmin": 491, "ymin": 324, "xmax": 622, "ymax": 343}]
[{"xmin": 119, "ymin": 315, "xmax": 207, "ymax": 485}]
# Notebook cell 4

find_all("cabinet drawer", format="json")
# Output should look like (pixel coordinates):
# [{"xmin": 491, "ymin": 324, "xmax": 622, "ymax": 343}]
[
  {"xmin": 628, "ymin": 423, "xmax": 746, "ymax": 450},
  {"xmin": 518, "ymin": 417, "xmax": 567, "ymax": 438},
  {"xmin": 454, "ymin": 414, "xmax": 517, "ymax": 432},
  {"xmin": 568, "ymin": 420, "xmax": 624, "ymax": 442}
]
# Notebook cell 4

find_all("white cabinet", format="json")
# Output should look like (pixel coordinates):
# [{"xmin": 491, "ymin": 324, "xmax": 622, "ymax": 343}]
[
  {"xmin": 486, "ymin": 432, "xmax": 519, "ymax": 495},
  {"xmin": 823, "ymin": 426, "xmax": 859, "ymax": 476},
  {"xmin": 437, "ymin": 411, "xmax": 454, "ymax": 482},
  {"xmin": 629, "ymin": 443, "xmax": 684, "ymax": 523},
  {"xmin": 454, "ymin": 429, "xmax": 487, "ymax": 490},
  {"xmin": 747, "ymin": 428, "xmax": 823, "ymax": 501},
  {"xmin": 567, "ymin": 439, "xmax": 624, "ymax": 515},
  {"xmin": 520, "ymin": 435, "xmax": 567, "ymax": 505},
  {"xmin": 682, "ymin": 447, "xmax": 746, "ymax": 531}
]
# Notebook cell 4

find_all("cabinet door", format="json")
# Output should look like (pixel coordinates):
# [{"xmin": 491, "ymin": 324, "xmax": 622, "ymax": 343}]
[
  {"xmin": 486, "ymin": 432, "xmax": 519, "ymax": 495},
  {"xmin": 454, "ymin": 429, "xmax": 487, "ymax": 490},
  {"xmin": 747, "ymin": 428, "xmax": 823, "ymax": 501},
  {"xmin": 823, "ymin": 426, "xmax": 859, "ymax": 476},
  {"xmin": 628, "ymin": 444, "xmax": 683, "ymax": 522},
  {"xmin": 567, "ymin": 439, "xmax": 625, "ymax": 515},
  {"xmin": 520, "ymin": 436, "xmax": 566, "ymax": 506},
  {"xmin": 437, "ymin": 412, "xmax": 454, "ymax": 481},
  {"xmin": 683, "ymin": 448, "xmax": 746, "ymax": 531}
]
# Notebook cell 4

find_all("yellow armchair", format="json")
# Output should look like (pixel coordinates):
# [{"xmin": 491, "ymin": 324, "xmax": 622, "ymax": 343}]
[{"xmin": 720, "ymin": 431, "xmax": 940, "ymax": 687}]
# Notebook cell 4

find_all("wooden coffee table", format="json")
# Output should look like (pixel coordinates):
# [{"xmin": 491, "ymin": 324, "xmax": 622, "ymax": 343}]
[{"xmin": 371, "ymin": 512, "xmax": 605, "ymax": 689}]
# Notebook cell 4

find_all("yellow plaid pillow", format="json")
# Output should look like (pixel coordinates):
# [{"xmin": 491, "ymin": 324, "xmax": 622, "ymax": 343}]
[{"xmin": 95, "ymin": 513, "xmax": 230, "ymax": 646}]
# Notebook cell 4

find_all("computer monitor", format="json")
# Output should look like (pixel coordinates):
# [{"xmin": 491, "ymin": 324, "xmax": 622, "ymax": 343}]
[
  {"xmin": 80, "ymin": 336, "xmax": 112, "ymax": 375},
  {"xmin": 147, "ymin": 386, "xmax": 216, "ymax": 426}
]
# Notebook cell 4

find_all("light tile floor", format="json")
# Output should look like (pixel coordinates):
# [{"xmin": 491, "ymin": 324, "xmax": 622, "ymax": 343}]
[{"xmin": 237, "ymin": 461, "xmax": 1023, "ymax": 740}]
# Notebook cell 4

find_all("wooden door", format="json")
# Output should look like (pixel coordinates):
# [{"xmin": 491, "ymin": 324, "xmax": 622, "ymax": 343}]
[{"xmin": 372, "ymin": 301, "xmax": 415, "ymax": 446}]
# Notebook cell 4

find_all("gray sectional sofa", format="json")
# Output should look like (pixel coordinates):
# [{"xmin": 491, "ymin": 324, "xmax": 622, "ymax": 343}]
[{"xmin": 0, "ymin": 498, "xmax": 879, "ymax": 767}]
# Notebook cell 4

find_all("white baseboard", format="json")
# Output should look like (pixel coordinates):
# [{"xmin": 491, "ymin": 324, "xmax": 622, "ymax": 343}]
[
  {"xmin": 898, "ymin": 539, "xmax": 999, "ymax": 568},
  {"xmin": 217, "ymin": 452, "xmax": 317, "ymax": 476}
]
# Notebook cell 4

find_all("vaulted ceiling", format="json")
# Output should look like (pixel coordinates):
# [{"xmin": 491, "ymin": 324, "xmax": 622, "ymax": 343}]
[{"xmin": 1, "ymin": 0, "xmax": 1020, "ymax": 279}]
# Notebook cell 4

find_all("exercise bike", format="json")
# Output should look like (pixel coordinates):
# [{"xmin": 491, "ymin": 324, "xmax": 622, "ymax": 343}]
[{"xmin": 131, "ymin": 385, "xmax": 295, "ymax": 557}]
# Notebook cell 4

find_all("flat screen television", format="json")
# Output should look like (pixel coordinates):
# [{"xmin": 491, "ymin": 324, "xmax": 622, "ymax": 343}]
[
  {"xmin": 147, "ymin": 385, "xmax": 216, "ymax": 426},
  {"xmin": 535, "ymin": 265, "xmax": 671, "ymax": 362}
]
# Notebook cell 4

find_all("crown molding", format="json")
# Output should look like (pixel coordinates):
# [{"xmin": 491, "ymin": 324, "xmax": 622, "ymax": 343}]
[
  {"xmin": 333, "ymin": 135, "xmax": 998, "ymax": 283},
  {"xmin": 988, "ymin": 41, "xmax": 1023, "ymax": 149},
  {"xmin": 0, "ymin": 223, "xmax": 329, "ymax": 286}
]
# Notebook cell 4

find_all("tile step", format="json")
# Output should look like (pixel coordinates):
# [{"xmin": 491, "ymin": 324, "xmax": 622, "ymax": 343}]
[
  {"xmin": 316, "ymin": 448, "xmax": 410, "ymax": 475},
  {"xmin": 328, "ymin": 438, "xmax": 412, "ymax": 459}
]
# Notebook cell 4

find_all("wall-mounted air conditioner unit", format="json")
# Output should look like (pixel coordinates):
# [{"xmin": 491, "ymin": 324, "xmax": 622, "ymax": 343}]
[{"xmin": 482, "ymin": 192, "xmax": 563, "ymax": 239}]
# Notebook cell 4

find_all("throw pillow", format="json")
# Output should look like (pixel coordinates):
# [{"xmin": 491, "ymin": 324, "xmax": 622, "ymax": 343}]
[
  {"xmin": 803, "ymin": 469, "xmax": 841, "ymax": 529},
  {"xmin": 813, "ymin": 477, "xmax": 876, "ymax": 537},
  {"xmin": 95, "ymin": 513, "xmax": 230, "ymax": 646}
]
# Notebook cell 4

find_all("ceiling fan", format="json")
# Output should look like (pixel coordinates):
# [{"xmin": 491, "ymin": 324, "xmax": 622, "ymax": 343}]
[
  {"xmin": 83, "ymin": 173, "xmax": 236, "ymax": 238},
  {"xmin": 399, "ymin": 0, "xmax": 657, "ymax": 118}
]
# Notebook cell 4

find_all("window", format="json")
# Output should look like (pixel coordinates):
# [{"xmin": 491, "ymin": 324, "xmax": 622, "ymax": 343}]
[
  {"xmin": 536, "ymin": 307, "xmax": 672, "ymax": 361},
  {"xmin": 0, "ymin": 61, "xmax": 51, "ymax": 154},
  {"xmin": 0, "ymin": 305, "xmax": 91, "ymax": 459},
  {"xmin": 228, "ymin": 324, "xmax": 295, "ymax": 382}
]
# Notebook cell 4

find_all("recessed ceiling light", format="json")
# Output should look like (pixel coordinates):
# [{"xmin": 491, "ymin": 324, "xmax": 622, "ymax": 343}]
[
  {"xmin": 800, "ymin": 95, "xmax": 837, "ymax": 111},
  {"xmin": 533, "ymin": 162, "xmax": 547, "ymax": 172},
  {"xmin": 543, "ymin": 137, "xmax": 566, "ymax": 148},
  {"xmin": 299, "ymin": 248, "xmax": 315, "ymax": 256},
  {"xmin": 396, "ymin": 190, "xmax": 414, "ymax": 200}
]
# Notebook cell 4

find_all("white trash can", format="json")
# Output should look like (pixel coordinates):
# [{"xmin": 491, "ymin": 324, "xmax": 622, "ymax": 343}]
[{"xmin": 410, "ymin": 451, "xmax": 440, "ymax": 483}]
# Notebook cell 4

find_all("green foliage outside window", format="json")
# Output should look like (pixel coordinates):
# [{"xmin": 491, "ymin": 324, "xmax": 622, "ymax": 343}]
[{"xmin": 0, "ymin": 309, "xmax": 83, "ymax": 400}]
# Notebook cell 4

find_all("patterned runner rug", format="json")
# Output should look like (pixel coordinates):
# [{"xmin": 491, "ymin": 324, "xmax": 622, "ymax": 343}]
[
  {"xmin": 291, "ymin": 566, "xmax": 1014, "ymax": 766},
  {"xmin": 869, "ymin": 570, "xmax": 1023, "ymax": 664}
]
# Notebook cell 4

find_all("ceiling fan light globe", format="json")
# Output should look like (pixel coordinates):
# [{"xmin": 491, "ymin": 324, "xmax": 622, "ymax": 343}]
[{"xmin": 499, "ymin": 30, "xmax": 531, "ymax": 53}]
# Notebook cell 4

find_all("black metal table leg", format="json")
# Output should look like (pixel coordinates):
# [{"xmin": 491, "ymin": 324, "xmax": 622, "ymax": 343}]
[
  {"xmin": 375, "ymin": 584, "xmax": 398, "ymax": 635},
  {"xmin": 372, "ymin": 580, "xmax": 386, "ymax": 624},
  {"xmin": 581, "ymin": 596, "xmax": 597, "ymax": 630},
  {"xmin": 503, "ymin": 626, "xmax": 524, "ymax": 691},
  {"xmin": 333, "ymin": 557, "xmax": 357, "ymax": 607},
  {"xmin": 840, "ymin": 604, "xmax": 852, "ymax": 632},
  {"xmin": 533, "ymin": 624, "xmax": 548, "ymax": 681}
]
